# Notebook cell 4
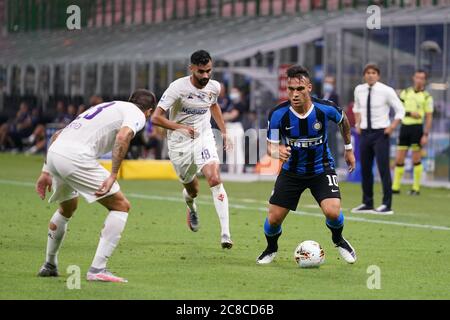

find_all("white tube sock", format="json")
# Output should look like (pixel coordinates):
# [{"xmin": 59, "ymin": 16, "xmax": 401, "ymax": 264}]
[
  {"xmin": 210, "ymin": 184, "xmax": 231, "ymax": 237},
  {"xmin": 183, "ymin": 188, "xmax": 197, "ymax": 213},
  {"xmin": 46, "ymin": 210, "xmax": 70, "ymax": 266},
  {"xmin": 91, "ymin": 211, "xmax": 128, "ymax": 270}
]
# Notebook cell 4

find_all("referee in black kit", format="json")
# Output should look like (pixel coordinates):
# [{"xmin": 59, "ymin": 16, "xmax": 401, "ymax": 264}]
[{"xmin": 351, "ymin": 63, "xmax": 405, "ymax": 215}]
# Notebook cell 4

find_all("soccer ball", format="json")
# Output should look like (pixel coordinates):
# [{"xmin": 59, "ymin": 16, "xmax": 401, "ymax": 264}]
[{"xmin": 294, "ymin": 240, "xmax": 325, "ymax": 268}]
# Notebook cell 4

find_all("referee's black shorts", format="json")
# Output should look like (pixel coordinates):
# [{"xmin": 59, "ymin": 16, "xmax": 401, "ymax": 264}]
[
  {"xmin": 398, "ymin": 124, "xmax": 423, "ymax": 150},
  {"xmin": 269, "ymin": 169, "xmax": 341, "ymax": 211}
]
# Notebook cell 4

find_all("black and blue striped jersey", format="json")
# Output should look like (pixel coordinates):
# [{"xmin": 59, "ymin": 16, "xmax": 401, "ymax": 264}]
[{"xmin": 267, "ymin": 97, "xmax": 344, "ymax": 176}]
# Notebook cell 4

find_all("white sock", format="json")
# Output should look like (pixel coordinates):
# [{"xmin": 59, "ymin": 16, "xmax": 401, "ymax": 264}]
[
  {"xmin": 183, "ymin": 188, "xmax": 197, "ymax": 212},
  {"xmin": 46, "ymin": 210, "xmax": 70, "ymax": 266},
  {"xmin": 91, "ymin": 211, "xmax": 128, "ymax": 270},
  {"xmin": 210, "ymin": 184, "xmax": 231, "ymax": 237}
]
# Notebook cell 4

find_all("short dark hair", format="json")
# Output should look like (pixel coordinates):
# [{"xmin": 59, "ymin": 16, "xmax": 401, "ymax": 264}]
[
  {"xmin": 191, "ymin": 50, "xmax": 212, "ymax": 66},
  {"xmin": 363, "ymin": 63, "xmax": 380, "ymax": 75},
  {"xmin": 415, "ymin": 69, "xmax": 428, "ymax": 79},
  {"xmin": 286, "ymin": 65, "xmax": 311, "ymax": 81},
  {"xmin": 128, "ymin": 89, "xmax": 157, "ymax": 111}
]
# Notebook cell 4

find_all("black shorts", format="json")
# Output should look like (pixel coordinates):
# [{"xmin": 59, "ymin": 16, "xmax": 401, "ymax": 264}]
[
  {"xmin": 269, "ymin": 170, "xmax": 341, "ymax": 211},
  {"xmin": 398, "ymin": 124, "xmax": 423, "ymax": 149}
]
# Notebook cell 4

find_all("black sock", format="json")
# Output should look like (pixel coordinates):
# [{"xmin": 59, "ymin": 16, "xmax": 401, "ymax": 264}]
[
  {"xmin": 327, "ymin": 225, "xmax": 344, "ymax": 244},
  {"xmin": 265, "ymin": 232, "xmax": 282, "ymax": 252}
]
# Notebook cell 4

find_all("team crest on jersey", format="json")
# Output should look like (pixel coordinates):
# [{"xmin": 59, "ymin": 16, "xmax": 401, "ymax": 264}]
[{"xmin": 313, "ymin": 121, "xmax": 322, "ymax": 131}]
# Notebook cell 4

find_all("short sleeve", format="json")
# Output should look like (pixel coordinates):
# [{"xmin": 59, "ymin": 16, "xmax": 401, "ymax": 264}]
[
  {"xmin": 212, "ymin": 81, "xmax": 221, "ymax": 104},
  {"xmin": 399, "ymin": 89, "xmax": 406, "ymax": 103},
  {"xmin": 158, "ymin": 83, "xmax": 179, "ymax": 111},
  {"xmin": 122, "ymin": 105, "xmax": 146, "ymax": 137},
  {"xmin": 267, "ymin": 111, "xmax": 282, "ymax": 143},
  {"xmin": 324, "ymin": 104, "xmax": 344, "ymax": 124},
  {"xmin": 425, "ymin": 94, "xmax": 434, "ymax": 113}
]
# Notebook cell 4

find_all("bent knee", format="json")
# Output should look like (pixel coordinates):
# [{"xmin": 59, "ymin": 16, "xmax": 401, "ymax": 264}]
[
  {"xmin": 321, "ymin": 203, "xmax": 341, "ymax": 219},
  {"xmin": 188, "ymin": 190, "xmax": 198, "ymax": 198},
  {"xmin": 268, "ymin": 216, "xmax": 283, "ymax": 226},
  {"xmin": 59, "ymin": 201, "xmax": 78, "ymax": 218},
  {"xmin": 325, "ymin": 207, "xmax": 341, "ymax": 219},
  {"xmin": 268, "ymin": 209, "xmax": 286, "ymax": 226},
  {"xmin": 119, "ymin": 198, "xmax": 131, "ymax": 212},
  {"xmin": 208, "ymin": 176, "xmax": 222, "ymax": 187},
  {"xmin": 113, "ymin": 195, "xmax": 131, "ymax": 212},
  {"xmin": 325, "ymin": 210, "xmax": 341, "ymax": 220}
]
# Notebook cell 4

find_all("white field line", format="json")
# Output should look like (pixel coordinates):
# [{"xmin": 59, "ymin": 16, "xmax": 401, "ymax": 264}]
[
  {"xmin": 196, "ymin": 194, "xmax": 331, "ymax": 210},
  {"xmin": 0, "ymin": 179, "xmax": 35, "ymax": 187},
  {"xmin": 1, "ymin": 179, "xmax": 449, "ymax": 231},
  {"xmin": 127, "ymin": 193, "xmax": 450, "ymax": 232}
]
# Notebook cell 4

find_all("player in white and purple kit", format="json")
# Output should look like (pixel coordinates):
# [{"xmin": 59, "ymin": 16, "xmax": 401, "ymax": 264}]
[
  {"xmin": 35, "ymin": 89, "xmax": 156, "ymax": 283},
  {"xmin": 152, "ymin": 50, "xmax": 233, "ymax": 249}
]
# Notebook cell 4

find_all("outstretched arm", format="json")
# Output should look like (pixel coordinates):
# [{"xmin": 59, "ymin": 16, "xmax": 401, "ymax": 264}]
[{"xmin": 338, "ymin": 112, "xmax": 356, "ymax": 173}]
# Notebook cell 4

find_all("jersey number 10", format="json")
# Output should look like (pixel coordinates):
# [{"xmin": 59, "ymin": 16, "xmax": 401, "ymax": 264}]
[{"xmin": 326, "ymin": 174, "xmax": 339, "ymax": 187}]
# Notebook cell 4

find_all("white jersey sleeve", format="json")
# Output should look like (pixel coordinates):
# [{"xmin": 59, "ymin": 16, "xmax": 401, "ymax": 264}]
[
  {"xmin": 120, "ymin": 104, "xmax": 147, "ymax": 136},
  {"xmin": 49, "ymin": 101, "xmax": 146, "ymax": 159},
  {"xmin": 211, "ymin": 80, "xmax": 221, "ymax": 104}
]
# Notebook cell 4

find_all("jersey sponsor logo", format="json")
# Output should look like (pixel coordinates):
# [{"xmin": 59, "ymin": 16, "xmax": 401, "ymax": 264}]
[
  {"xmin": 287, "ymin": 136, "xmax": 323, "ymax": 148},
  {"xmin": 181, "ymin": 107, "xmax": 208, "ymax": 115},
  {"xmin": 313, "ymin": 121, "xmax": 322, "ymax": 131}
]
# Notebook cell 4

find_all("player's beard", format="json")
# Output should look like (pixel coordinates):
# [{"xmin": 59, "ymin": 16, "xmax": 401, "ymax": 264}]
[
  {"xmin": 196, "ymin": 76, "xmax": 210, "ymax": 87},
  {"xmin": 200, "ymin": 79, "xmax": 210, "ymax": 87}
]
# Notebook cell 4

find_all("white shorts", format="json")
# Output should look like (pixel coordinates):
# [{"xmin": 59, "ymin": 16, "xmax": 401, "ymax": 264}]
[
  {"xmin": 46, "ymin": 151, "xmax": 120, "ymax": 204},
  {"xmin": 168, "ymin": 133, "xmax": 220, "ymax": 184}
]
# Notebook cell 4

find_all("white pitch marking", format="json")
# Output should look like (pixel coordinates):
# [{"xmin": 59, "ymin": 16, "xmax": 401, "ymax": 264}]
[{"xmin": 2, "ymin": 179, "xmax": 449, "ymax": 231}]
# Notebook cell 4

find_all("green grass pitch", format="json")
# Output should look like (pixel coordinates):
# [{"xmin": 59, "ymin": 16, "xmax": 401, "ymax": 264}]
[{"xmin": 0, "ymin": 153, "xmax": 449, "ymax": 299}]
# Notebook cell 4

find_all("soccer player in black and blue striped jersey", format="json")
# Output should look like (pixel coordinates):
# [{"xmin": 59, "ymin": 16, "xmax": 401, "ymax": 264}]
[{"xmin": 257, "ymin": 66, "xmax": 357, "ymax": 265}]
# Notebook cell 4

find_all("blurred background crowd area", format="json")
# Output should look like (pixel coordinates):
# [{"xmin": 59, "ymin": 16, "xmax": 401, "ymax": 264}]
[{"xmin": 0, "ymin": 0, "xmax": 449, "ymax": 181}]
